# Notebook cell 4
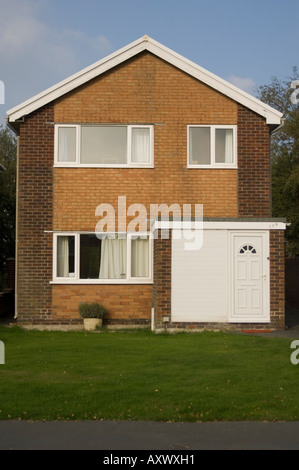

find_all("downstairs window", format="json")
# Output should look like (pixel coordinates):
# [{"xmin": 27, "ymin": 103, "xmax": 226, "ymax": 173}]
[{"xmin": 53, "ymin": 233, "xmax": 152, "ymax": 282}]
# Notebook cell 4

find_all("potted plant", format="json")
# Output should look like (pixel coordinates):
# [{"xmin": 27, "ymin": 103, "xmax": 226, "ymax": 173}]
[{"xmin": 79, "ymin": 302, "xmax": 108, "ymax": 331}]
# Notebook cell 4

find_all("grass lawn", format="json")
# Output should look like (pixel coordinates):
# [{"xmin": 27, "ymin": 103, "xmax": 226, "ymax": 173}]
[{"xmin": 0, "ymin": 325, "xmax": 298, "ymax": 422}]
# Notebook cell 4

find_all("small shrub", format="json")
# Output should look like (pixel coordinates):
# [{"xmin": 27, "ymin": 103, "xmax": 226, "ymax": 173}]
[{"xmin": 79, "ymin": 302, "xmax": 108, "ymax": 319}]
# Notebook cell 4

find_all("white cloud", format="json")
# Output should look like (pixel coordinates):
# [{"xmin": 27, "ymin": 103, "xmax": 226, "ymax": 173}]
[
  {"xmin": 0, "ymin": 1, "xmax": 113, "ymax": 63},
  {"xmin": 0, "ymin": 0, "xmax": 114, "ymax": 117},
  {"xmin": 0, "ymin": 0, "xmax": 46, "ymax": 57},
  {"xmin": 227, "ymin": 75, "xmax": 256, "ymax": 95}
]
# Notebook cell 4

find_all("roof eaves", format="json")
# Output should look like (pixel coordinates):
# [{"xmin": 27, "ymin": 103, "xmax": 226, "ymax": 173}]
[
  {"xmin": 6, "ymin": 35, "xmax": 283, "ymax": 126},
  {"xmin": 145, "ymin": 37, "xmax": 283, "ymax": 125}
]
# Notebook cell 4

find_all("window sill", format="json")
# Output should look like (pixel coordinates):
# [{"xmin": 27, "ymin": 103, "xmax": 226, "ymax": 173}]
[
  {"xmin": 53, "ymin": 164, "xmax": 155, "ymax": 169},
  {"xmin": 50, "ymin": 279, "xmax": 153, "ymax": 285},
  {"xmin": 187, "ymin": 165, "xmax": 238, "ymax": 169}
]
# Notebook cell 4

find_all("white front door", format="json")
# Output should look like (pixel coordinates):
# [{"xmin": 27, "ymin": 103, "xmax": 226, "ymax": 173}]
[{"xmin": 230, "ymin": 232, "xmax": 269, "ymax": 323}]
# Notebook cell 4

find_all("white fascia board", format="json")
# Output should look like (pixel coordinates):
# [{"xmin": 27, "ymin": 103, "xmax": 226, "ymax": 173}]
[
  {"xmin": 153, "ymin": 220, "xmax": 287, "ymax": 231},
  {"xmin": 7, "ymin": 35, "xmax": 283, "ymax": 126}
]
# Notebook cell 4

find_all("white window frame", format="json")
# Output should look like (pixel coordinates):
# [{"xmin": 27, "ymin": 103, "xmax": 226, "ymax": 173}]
[
  {"xmin": 54, "ymin": 124, "xmax": 154, "ymax": 168},
  {"xmin": 52, "ymin": 232, "xmax": 78, "ymax": 282},
  {"xmin": 52, "ymin": 232, "xmax": 153, "ymax": 284},
  {"xmin": 187, "ymin": 125, "xmax": 237, "ymax": 169}
]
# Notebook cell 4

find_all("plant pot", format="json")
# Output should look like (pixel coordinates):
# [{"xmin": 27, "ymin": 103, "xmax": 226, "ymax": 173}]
[{"xmin": 83, "ymin": 318, "xmax": 103, "ymax": 331}]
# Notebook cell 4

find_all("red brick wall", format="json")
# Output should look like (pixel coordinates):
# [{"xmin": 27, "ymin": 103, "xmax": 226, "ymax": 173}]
[
  {"xmin": 237, "ymin": 105, "xmax": 271, "ymax": 217},
  {"xmin": 17, "ymin": 104, "xmax": 54, "ymax": 323},
  {"xmin": 54, "ymin": 52, "xmax": 239, "ymax": 233},
  {"xmin": 52, "ymin": 284, "xmax": 152, "ymax": 326},
  {"xmin": 153, "ymin": 231, "xmax": 172, "ymax": 327},
  {"xmin": 270, "ymin": 230, "xmax": 285, "ymax": 329}
]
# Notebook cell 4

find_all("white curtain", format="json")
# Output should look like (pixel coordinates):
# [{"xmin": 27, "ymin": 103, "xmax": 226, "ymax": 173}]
[
  {"xmin": 131, "ymin": 236, "xmax": 149, "ymax": 277},
  {"xmin": 224, "ymin": 129, "xmax": 233, "ymax": 163},
  {"xmin": 57, "ymin": 236, "xmax": 69, "ymax": 277},
  {"xmin": 99, "ymin": 235, "xmax": 127, "ymax": 279},
  {"xmin": 58, "ymin": 130, "xmax": 68, "ymax": 162},
  {"xmin": 131, "ymin": 128, "xmax": 150, "ymax": 163},
  {"xmin": 58, "ymin": 127, "xmax": 76, "ymax": 162}
]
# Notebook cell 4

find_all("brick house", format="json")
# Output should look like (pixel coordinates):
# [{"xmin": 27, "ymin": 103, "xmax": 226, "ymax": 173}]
[{"xmin": 6, "ymin": 36, "xmax": 286, "ymax": 331}]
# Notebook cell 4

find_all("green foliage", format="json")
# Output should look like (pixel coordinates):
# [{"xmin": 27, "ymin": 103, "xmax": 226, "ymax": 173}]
[
  {"xmin": 0, "ymin": 125, "xmax": 17, "ymax": 287},
  {"xmin": 257, "ymin": 67, "xmax": 299, "ymax": 256},
  {"xmin": 79, "ymin": 302, "xmax": 108, "ymax": 318}
]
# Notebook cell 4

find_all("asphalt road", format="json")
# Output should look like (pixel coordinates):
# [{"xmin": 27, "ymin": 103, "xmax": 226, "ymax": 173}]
[{"xmin": 1, "ymin": 419, "xmax": 299, "ymax": 450}]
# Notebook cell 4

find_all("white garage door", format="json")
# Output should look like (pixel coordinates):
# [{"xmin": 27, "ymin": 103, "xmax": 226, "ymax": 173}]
[{"xmin": 171, "ymin": 230, "xmax": 228, "ymax": 322}]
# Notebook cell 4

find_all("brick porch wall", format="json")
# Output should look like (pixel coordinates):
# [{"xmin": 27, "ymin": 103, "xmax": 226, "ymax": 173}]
[
  {"xmin": 269, "ymin": 230, "xmax": 285, "ymax": 329},
  {"xmin": 153, "ymin": 230, "xmax": 172, "ymax": 328}
]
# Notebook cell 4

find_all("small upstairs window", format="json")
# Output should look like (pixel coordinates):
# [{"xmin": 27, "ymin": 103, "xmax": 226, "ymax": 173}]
[{"xmin": 188, "ymin": 125, "xmax": 237, "ymax": 168}]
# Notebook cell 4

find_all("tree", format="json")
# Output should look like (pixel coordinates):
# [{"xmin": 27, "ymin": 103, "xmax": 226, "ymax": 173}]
[
  {"xmin": 257, "ymin": 67, "xmax": 299, "ymax": 257},
  {"xmin": 0, "ymin": 125, "xmax": 17, "ymax": 287}
]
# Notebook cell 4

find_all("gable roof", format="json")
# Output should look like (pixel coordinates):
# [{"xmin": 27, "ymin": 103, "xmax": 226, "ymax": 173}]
[{"xmin": 6, "ymin": 35, "xmax": 283, "ymax": 130}]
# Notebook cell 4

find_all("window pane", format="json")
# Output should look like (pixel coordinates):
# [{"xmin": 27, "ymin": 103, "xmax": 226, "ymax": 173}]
[
  {"xmin": 57, "ymin": 236, "xmax": 75, "ymax": 277},
  {"xmin": 131, "ymin": 128, "xmax": 150, "ymax": 163},
  {"xmin": 80, "ymin": 234, "xmax": 101, "ymax": 279},
  {"xmin": 81, "ymin": 126, "xmax": 127, "ymax": 164},
  {"xmin": 99, "ymin": 234, "xmax": 127, "ymax": 279},
  {"xmin": 58, "ymin": 127, "xmax": 76, "ymax": 162},
  {"xmin": 215, "ymin": 128, "xmax": 234, "ymax": 163},
  {"xmin": 189, "ymin": 127, "xmax": 210, "ymax": 165},
  {"xmin": 131, "ymin": 236, "xmax": 149, "ymax": 277}
]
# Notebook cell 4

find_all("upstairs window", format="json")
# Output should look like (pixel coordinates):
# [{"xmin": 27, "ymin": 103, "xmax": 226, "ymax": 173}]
[
  {"xmin": 188, "ymin": 125, "xmax": 237, "ymax": 168},
  {"xmin": 55, "ymin": 124, "xmax": 153, "ymax": 167}
]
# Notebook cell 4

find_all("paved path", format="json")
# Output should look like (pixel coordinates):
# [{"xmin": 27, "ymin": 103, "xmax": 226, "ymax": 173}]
[{"xmin": 1, "ymin": 419, "xmax": 299, "ymax": 450}]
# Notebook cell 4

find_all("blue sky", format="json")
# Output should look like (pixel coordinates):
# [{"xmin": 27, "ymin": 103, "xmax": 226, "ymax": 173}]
[{"xmin": 1, "ymin": 0, "xmax": 299, "ymax": 123}]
